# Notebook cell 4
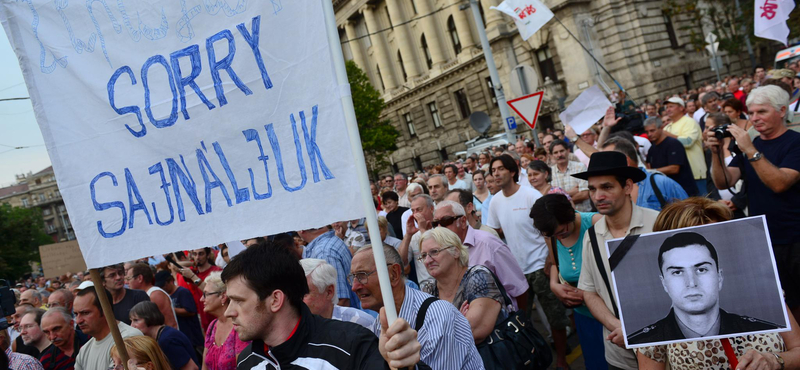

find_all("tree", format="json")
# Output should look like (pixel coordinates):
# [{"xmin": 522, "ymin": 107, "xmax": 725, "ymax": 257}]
[
  {"xmin": 346, "ymin": 60, "xmax": 399, "ymax": 179},
  {"xmin": 0, "ymin": 204, "xmax": 52, "ymax": 281}
]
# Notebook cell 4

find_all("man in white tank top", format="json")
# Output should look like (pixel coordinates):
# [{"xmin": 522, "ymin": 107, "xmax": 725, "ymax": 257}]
[{"xmin": 126, "ymin": 263, "xmax": 179, "ymax": 329}]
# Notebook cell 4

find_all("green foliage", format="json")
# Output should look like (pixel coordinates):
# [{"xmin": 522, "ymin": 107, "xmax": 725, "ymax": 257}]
[
  {"xmin": 0, "ymin": 203, "xmax": 51, "ymax": 281},
  {"xmin": 346, "ymin": 60, "xmax": 399, "ymax": 176}
]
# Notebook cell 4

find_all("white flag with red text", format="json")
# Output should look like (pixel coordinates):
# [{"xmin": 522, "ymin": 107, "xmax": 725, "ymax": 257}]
[
  {"xmin": 754, "ymin": 0, "xmax": 795, "ymax": 45},
  {"xmin": 491, "ymin": 0, "xmax": 553, "ymax": 41}
]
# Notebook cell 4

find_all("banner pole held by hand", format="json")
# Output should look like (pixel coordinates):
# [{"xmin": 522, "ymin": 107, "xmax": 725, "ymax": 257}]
[
  {"xmin": 320, "ymin": 0, "xmax": 399, "ymax": 325},
  {"xmin": 89, "ymin": 268, "xmax": 131, "ymax": 370}
]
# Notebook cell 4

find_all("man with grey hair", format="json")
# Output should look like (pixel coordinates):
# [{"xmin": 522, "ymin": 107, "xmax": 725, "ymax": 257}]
[
  {"xmin": 699, "ymin": 91, "xmax": 721, "ymax": 131},
  {"xmin": 19, "ymin": 289, "xmax": 43, "ymax": 309},
  {"xmin": 426, "ymin": 174, "xmax": 448, "ymax": 204},
  {"xmin": 708, "ymin": 85, "xmax": 800, "ymax": 320},
  {"xmin": 299, "ymin": 258, "xmax": 375, "ymax": 329},
  {"xmin": 349, "ymin": 245, "xmax": 483, "ymax": 369},
  {"xmin": 394, "ymin": 172, "xmax": 411, "ymax": 207},
  {"xmin": 46, "ymin": 289, "xmax": 74, "ymax": 312},
  {"xmin": 433, "ymin": 199, "xmax": 529, "ymax": 311},
  {"xmin": 399, "ymin": 194, "xmax": 435, "ymax": 285},
  {"xmin": 693, "ymin": 92, "xmax": 707, "ymax": 123},
  {"xmin": 40, "ymin": 307, "xmax": 88, "ymax": 370}
]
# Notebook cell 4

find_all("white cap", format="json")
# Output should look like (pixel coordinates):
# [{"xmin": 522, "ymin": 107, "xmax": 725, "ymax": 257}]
[
  {"xmin": 666, "ymin": 97, "xmax": 685, "ymax": 107},
  {"xmin": 77, "ymin": 281, "xmax": 94, "ymax": 290}
]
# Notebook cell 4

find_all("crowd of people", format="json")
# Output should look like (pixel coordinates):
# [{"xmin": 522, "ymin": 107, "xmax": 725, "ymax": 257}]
[{"xmin": 3, "ymin": 66, "xmax": 800, "ymax": 370}]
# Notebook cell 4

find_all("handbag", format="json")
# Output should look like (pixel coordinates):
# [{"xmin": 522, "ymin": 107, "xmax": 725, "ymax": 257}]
[{"xmin": 476, "ymin": 268, "xmax": 553, "ymax": 370}]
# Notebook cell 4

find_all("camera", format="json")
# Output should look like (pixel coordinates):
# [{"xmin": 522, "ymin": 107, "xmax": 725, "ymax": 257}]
[{"xmin": 712, "ymin": 124, "xmax": 733, "ymax": 140}]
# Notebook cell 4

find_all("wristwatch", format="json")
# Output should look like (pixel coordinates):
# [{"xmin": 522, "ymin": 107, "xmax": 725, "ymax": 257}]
[
  {"xmin": 572, "ymin": 136, "xmax": 579, "ymax": 142},
  {"xmin": 773, "ymin": 353, "xmax": 784, "ymax": 370},
  {"xmin": 192, "ymin": 277, "xmax": 201, "ymax": 285},
  {"xmin": 748, "ymin": 151, "xmax": 763, "ymax": 162}
]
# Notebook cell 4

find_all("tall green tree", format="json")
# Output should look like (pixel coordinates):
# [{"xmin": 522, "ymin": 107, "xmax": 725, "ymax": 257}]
[
  {"xmin": 0, "ymin": 204, "xmax": 52, "ymax": 281},
  {"xmin": 346, "ymin": 60, "xmax": 399, "ymax": 178}
]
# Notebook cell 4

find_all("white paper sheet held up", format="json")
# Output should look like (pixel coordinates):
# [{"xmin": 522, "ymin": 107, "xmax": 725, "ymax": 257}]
[{"xmin": 558, "ymin": 85, "xmax": 612, "ymax": 135}]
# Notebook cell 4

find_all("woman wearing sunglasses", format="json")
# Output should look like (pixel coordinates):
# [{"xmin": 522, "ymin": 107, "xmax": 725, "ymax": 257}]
[
  {"xmin": 110, "ymin": 335, "xmax": 171, "ymax": 370},
  {"xmin": 200, "ymin": 272, "xmax": 249, "ymax": 370},
  {"xmin": 418, "ymin": 227, "xmax": 507, "ymax": 345},
  {"xmin": 530, "ymin": 193, "xmax": 606, "ymax": 370}
]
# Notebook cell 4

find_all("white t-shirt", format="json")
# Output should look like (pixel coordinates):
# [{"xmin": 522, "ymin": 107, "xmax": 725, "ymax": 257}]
[
  {"xmin": 75, "ymin": 322, "xmax": 142, "ymax": 370},
  {"xmin": 447, "ymin": 179, "xmax": 468, "ymax": 190},
  {"xmin": 146, "ymin": 286, "xmax": 179, "ymax": 329},
  {"xmin": 485, "ymin": 186, "xmax": 546, "ymax": 274}
]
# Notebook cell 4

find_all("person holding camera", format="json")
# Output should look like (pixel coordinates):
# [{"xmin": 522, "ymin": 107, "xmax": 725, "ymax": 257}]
[{"xmin": 707, "ymin": 85, "xmax": 800, "ymax": 321}]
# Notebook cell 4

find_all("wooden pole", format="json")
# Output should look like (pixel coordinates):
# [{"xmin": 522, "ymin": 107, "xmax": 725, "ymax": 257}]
[{"xmin": 89, "ymin": 269, "xmax": 130, "ymax": 370}]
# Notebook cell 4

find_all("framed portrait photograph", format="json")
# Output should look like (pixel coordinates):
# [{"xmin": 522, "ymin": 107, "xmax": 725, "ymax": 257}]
[{"xmin": 606, "ymin": 216, "xmax": 791, "ymax": 348}]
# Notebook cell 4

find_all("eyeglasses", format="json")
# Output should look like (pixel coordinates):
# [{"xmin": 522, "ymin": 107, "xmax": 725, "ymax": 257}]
[
  {"xmin": 432, "ymin": 215, "xmax": 462, "ymax": 228},
  {"xmin": 347, "ymin": 264, "xmax": 393, "ymax": 285},
  {"xmin": 202, "ymin": 291, "xmax": 223, "ymax": 299},
  {"xmin": 417, "ymin": 246, "xmax": 454, "ymax": 262},
  {"xmin": 45, "ymin": 302, "xmax": 64, "ymax": 309}
]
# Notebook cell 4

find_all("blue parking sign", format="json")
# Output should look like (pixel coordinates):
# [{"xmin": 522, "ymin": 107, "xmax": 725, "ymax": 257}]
[{"xmin": 506, "ymin": 117, "xmax": 517, "ymax": 130}]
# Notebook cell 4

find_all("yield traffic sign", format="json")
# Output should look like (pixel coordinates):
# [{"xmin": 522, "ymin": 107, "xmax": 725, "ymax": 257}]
[{"xmin": 506, "ymin": 91, "xmax": 545, "ymax": 130}]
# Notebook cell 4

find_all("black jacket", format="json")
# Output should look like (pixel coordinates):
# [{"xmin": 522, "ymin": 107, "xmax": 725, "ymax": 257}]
[
  {"xmin": 628, "ymin": 308, "xmax": 780, "ymax": 345},
  {"xmin": 236, "ymin": 303, "xmax": 389, "ymax": 369}
]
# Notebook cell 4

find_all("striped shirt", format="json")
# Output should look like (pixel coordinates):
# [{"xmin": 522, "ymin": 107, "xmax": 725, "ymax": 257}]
[
  {"xmin": 6, "ymin": 348, "xmax": 44, "ymax": 370},
  {"xmin": 303, "ymin": 230, "xmax": 360, "ymax": 309},
  {"xmin": 331, "ymin": 305, "xmax": 376, "ymax": 330},
  {"xmin": 372, "ymin": 286, "xmax": 484, "ymax": 370},
  {"xmin": 551, "ymin": 161, "xmax": 591, "ymax": 212}
]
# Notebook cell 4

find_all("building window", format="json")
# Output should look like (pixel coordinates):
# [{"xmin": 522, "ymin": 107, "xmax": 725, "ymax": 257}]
[
  {"xmin": 356, "ymin": 20, "xmax": 371, "ymax": 48},
  {"xmin": 384, "ymin": 6, "xmax": 392, "ymax": 28},
  {"xmin": 428, "ymin": 102, "xmax": 442, "ymax": 128},
  {"xmin": 485, "ymin": 77, "xmax": 498, "ymax": 106},
  {"xmin": 397, "ymin": 51, "xmax": 407, "ymax": 82},
  {"xmin": 43, "ymin": 208, "xmax": 51, "ymax": 216},
  {"xmin": 421, "ymin": 35, "xmax": 433, "ymax": 70},
  {"xmin": 391, "ymin": 163, "xmax": 399, "ymax": 174},
  {"xmin": 414, "ymin": 156, "xmax": 423, "ymax": 171},
  {"xmin": 536, "ymin": 47, "xmax": 559, "ymax": 83},
  {"xmin": 376, "ymin": 65, "xmax": 385, "ymax": 91},
  {"xmin": 447, "ymin": 16, "xmax": 461, "ymax": 55},
  {"xmin": 404, "ymin": 113, "xmax": 416, "ymax": 136},
  {"xmin": 39, "ymin": 193, "xmax": 45, "ymax": 202},
  {"xmin": 21, "ymin": 198, "xmax": 29, "ymax": 207},
  {"xmin": 664, "ymin": 14, "xmax": 679, "ymax": 48},
  {"xmin": 454, "ymin": 89, "xmax": 471, "ymax": 119},
  {"xmin": 439, "ymin": 148, "xmax": 449, "ymax": 161}
]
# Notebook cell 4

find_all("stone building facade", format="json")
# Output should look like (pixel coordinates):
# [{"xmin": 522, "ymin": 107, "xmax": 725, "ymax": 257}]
[
  {"xmin": 333, "ymin": 0, "xmax": 764, "ymax": 174},
  {"xmin": 0, "ymin": 166, "xmax": 74, "ymax": 243}
]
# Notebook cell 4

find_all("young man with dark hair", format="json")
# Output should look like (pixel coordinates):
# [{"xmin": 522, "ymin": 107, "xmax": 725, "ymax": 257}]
[
  {"xmin": 444, "ymin": 164, "xmax": 468, "ymax": 190},
  {"xmin": 177, "ymin": 248, "xmax": 222, "ymax": 331},
  {"xmin": 572, "ymin": 151, "xmax": 658, "ymax": 370},
  {"xmin": 74, "ymin": 286, "xmax": 142, "ymax": 370},
  {"xmin": 226, "ymin": 243, "xmax": 422, "ymax": 369},
  {"xmin": 550, "ymin": 139, "xmax": 592, "ymax": 211},
  {"xmin": 126, "ymin": 263, "xmax": 178, "ymax": 329},
  {"xmin": 102, "ymin": 264, "xmax": 150, "ymax": 326},
  {"xmin": 486, "ymin": 154, "xmax": 572, "ymax": 369},
  {"xmin": 155, "ymin": 271, "xmax": 205, "ymax": 352}
]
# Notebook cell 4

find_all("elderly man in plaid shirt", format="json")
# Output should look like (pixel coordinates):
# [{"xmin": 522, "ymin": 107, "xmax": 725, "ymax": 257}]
[
  {"xmin": 549, "ymin": 139, "xmax": 592, "ymax": 211},
  {"xmin": 299, "ymin": 226, "xmax": 361, "ymax": 309}
]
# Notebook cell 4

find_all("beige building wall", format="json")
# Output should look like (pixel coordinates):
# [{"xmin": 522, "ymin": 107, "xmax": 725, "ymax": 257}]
[{"xmin": 333, "ymin": 0, "xmax": 760, "ymax": 176}]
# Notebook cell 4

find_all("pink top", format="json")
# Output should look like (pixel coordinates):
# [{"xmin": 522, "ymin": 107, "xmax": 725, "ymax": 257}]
[{"xmin": 204, "ymin": 319, "xmax": 250, "ymax": 370}]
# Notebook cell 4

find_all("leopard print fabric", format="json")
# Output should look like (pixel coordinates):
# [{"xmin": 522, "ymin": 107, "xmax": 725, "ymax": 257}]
[{"xmin": 637, "ymin": 333, "xmax": 785, "ymax": 369}]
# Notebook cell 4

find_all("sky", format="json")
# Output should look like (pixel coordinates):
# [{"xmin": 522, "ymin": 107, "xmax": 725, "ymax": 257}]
[{"xmin": 0, "ymin": 26, "xmax": 52, "ymax": 187}]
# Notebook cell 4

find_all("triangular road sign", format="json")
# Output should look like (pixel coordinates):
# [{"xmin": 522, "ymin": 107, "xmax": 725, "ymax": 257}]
[{"xmin": 507, "ymin": 91, "xmax": 545, "ymax": 130}]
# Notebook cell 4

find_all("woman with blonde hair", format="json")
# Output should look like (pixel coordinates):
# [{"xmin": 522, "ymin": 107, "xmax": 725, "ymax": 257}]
[
  {"xmin": 200, "ymin": 272, "xmax": 249, "ymax": 370},
  {"xmin": 110, "ymin": 335, "xmax": 171, "ymax": 370},
  {"xmin": 637, "ymin": 197, "xmax": 800, "ymax": 370},
  {"xmin": 419, "ymin": 227, "xmax": 507, "ymax": 345}
]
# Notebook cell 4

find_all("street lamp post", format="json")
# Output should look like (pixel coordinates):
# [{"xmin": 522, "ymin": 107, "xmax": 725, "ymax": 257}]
[{"xmin": 468, "ymin": 0, "xmax": 516, "ymax": 145}]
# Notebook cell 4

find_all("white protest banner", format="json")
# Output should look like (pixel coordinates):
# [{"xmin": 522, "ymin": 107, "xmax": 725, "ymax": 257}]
[
  {"xmin": 754, "ymin": 0, "xmax": 795, "ymax": 46},
  {"xmin": 1, "ymin": 2, "xmax": 363, "ymax": 268},
  {"xmin": 559, "ymin": 85, "xmax": 612, "ymax": 135},
  {"xmin": 491, "ymin": 0, "xmax": 553, "ymax": 41}
]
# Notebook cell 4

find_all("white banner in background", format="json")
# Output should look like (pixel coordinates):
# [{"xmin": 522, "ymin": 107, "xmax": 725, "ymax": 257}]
[
  {"xmin": 1, "ymin": 1, "xmax": 362, "ymax": 268},
  {"xmin": 491, "ymin": 0, "xmax": 554, "ymax": 41}
]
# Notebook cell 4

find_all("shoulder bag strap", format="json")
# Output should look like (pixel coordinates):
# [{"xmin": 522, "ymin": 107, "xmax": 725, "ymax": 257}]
[
  {"xmin": 649, "ymin": 172, "xmax": 667, "ymax": 208},
  {"xmin": 550, "ymin": 236, "xmax": 560, "ymax": 271},
  {"xmin": 588, "ymin": 226, "xmax": 619, "ymax": 318},
  {"xmin": 415, "ymin": 297, "xmax": 439, "ymax": 331}
]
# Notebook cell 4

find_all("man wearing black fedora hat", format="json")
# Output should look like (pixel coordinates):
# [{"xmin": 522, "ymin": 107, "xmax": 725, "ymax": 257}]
[{"xmin": 574, "ymin": 151, "xmax": 659, "ymax": 370}]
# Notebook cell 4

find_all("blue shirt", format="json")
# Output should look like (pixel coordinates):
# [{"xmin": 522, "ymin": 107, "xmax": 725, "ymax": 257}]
[
  {"xmin": 157, "ymin": 326, "xmax": 199, "ymax": 370},
  {"xmin": 170, "ymin": 286, "xmax": 205, "ymax": 347},
  {"xmin": 555, "ymin": 212, "xmax": 596, "ymax": 318},
  {"xmin": 480, "ymin": 193, "xmax": 493, "ymax": 225},
  {"xmin": 637, "ymin": 168, "xmax": 689, "ymax": 211},
  {"xmin": 303, "ymin": 230, "xmax": 361, "ymax": 309},
  {"xmin": 372, "ymin": 285, "xmax": 483, "ymax": 370}
]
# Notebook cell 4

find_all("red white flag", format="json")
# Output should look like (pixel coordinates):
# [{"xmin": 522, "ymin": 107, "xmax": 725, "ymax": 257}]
[
  {"xmin": 754, "ymin": 0, "xmax": 795, "ymax": 45},
  {"xmin": 491, "ymin": 0, "xmax": 553, "ymax": 41}
]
